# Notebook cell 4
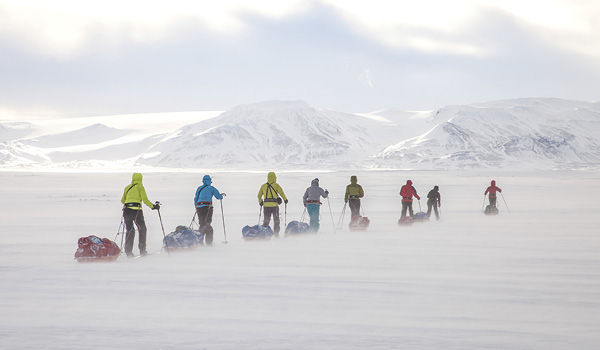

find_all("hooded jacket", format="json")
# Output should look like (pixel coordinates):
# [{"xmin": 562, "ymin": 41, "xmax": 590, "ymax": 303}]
[
  {"xmin": 257, "ymin": 172, "xmax": 288, "ymax": 207},
  {"xmin": 399, "ymin": 180, "xmax": 420, "ymax": 202},
  {"xmin": 345, "ymin": 175, "xmax": 364, "ymax": 202},
  {"xmin": 485, "ymin": 180, "xmax": 502, "ymax": 197},
  {"xmin": 121, "ymin": 173, "xmax": 155, "ymax": 210},
  {"xmin": 303, "ymin": 178, "xmax": 328, "ymax": 205},
  {"xmin": 427, "ymin": 186, "xmax": 441, "ymax": 205},
  {"xmin": 194, "ymin": 175, "xmax": 223, "ymax": 208}
]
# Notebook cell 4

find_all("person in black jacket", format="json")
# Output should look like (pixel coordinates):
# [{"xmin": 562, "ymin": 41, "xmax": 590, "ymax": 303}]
[{"xmin": 426, "ymin": 186, "xmax": 441, "ymax": 220}]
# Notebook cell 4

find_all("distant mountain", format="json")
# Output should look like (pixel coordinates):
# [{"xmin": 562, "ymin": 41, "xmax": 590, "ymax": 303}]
[
  {"xmin": 1, "ymin": 98, "xmax": 599, "ymax": 170},
  {"xmin": 136, "ymin": 101, "xmax": 405, "ymax": 168},
  {"xmin": 370, "ymin": 98, "xmax": 600, "ymax": 170}
]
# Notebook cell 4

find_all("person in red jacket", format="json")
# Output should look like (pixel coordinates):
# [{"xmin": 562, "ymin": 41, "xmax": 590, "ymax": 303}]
[
  {"xmin": 484, "ymin": 180, "xmax": 502, "ymax": 207},
  {"xmin": 399, "ymin": 180, "xmax": 420, "ymax": 219}
]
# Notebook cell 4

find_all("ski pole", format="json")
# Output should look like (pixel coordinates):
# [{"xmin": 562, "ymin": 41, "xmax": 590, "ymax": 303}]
[
  {"xmin": 326, "ymin": 196, "xmax": 336, "ymax": 233},
  {"xmin": 417, "ymin": 200, "xmax": 422, "ymax": 212},
  {"xmin": 189, "ymin": 211, "xmax": 198, "ymax": 229},
  {"xmin": 337, "ymin": 202, "xmax": 347, "ymax": 229},
  {"xmin": 284, "ymin": 202, "xmax": 287, "ymax": 228},
  {"xmin": 301, "ymin": 207, "xmax": 307, "ymax": 222},
  {"xmin": 155, "ymin": 201, "xmax": 170, "ymax": 255},
  {"xmin": 114, "ymin": 215, "xmax": 124, "ymax": 248},
  {"xmin": 258, "ymin": 205, "xmax": 263, "ymax": 225},
  {"xmin": 500, "ymin": 193, "xmax": 511, "ymax": 213},
  {"xmin": 219, "ymin": 199, "xmax": 228, "ymax": 244}
]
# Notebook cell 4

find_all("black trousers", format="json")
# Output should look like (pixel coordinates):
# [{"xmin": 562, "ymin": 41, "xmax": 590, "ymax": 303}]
[
  {"xmin": 196, "ymin": 206, "xmax": 214, "ymax": 245},
  {"xmin": 263, "ymin": 206, "xmax": 280, "ymax": 236},
  {"xmin": 489, "ymin": 196, "xmax": 497, "ymax": 207},
  {"xmin": 427, "ymin": 199, "xmax": 439, "ymax": 220},
  {"xmin": 124, "ymin": 208, "xmax": 147, "ymax": 254},
  {"xmin": 348, "ymin": 199, "xmax": 361, "ymax": 217},
  {"xmin": 401, "ymin": 202, "xmax": 414, "ymax": 218}
]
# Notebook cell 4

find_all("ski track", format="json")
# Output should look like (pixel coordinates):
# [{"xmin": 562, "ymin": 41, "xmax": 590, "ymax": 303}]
[{"xmin": 0, "ymin": 170, "xmax": 599, "ymax": 350}]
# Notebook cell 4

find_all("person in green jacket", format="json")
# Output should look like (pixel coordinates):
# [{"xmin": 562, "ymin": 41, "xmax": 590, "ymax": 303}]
[
  {"xmin": 257, "ymin": 172, "xmax": 288, "ymax": 237},
  {"xmin": 121, "ymin": 173, "xmax": 159, "ymax": 257},
  {"xmin": 344, "ymin": 175, "xmax": 364, "ymax": 217}
]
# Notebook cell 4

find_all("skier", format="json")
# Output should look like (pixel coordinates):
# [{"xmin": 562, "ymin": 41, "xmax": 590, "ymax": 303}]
[
  {"xmin": 121, "ymin": 173, "xmax": 159, "ymax": 257},
  {"xmin": 484, "ymin": 180, "xmax": 502, "ymax": 207},
  {"xmin": 344, "ymin": 175, "xmax": 364, "ymax": 218},
  {"xmin": 303, "ymin": 178, "xmax": 329, "ymax": 232},
  {"xmin": 426, "ymin": 185, "xmax": 441, "ymax": 220},
  {"xmin": 257, "ymin": 172, "xmax": 288, "ymax": 237},
  {"xmin": 399, "ymin": 180, "xmax": 420, "ymax": 219},
  {"xmin": 194, "ymin": 175, "xmax": 225, "ymax": 245}
]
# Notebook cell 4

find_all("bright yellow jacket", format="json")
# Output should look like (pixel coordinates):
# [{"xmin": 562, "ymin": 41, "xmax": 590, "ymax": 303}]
[
  {"xmin": 121, "ymin": 173, "xmax": 155, "ymax": 210},
  {"xmin": 257, "ymin": 172, "xmax": 288, "ymax": 207},
  {"xmin": 344, "ymin": 175, "xmax": 364, "ymax": 202}
]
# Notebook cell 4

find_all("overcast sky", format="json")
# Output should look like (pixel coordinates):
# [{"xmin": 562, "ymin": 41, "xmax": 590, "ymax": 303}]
[{"xmin": 1, "ymin": 0, "xmax": 599, "ymax": 118}]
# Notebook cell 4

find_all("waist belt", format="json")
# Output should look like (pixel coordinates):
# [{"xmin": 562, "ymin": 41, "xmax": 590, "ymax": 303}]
[
  {"xmin": 306, "ymin": 200, "xmax": 321, "ymax": 204},
  {"xmin": 264, "ymin": 198, "xmax": 278, "ymax": 202},
  {"xmin": 124, "ymin": 202, "xmax": 141, "ymax": 208},
  {"xmin": 196, "ymin": 201, "xmax": 212, "ymax": 206},
  {"xmin": 349, "ymin": 195, "xmax": 360, "ymax": 199},
  {"xmin": 402, "ymin": 197, "xmax": 412, "ymax": 200}
]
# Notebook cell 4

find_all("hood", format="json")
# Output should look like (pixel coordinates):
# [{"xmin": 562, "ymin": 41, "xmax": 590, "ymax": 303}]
[
  {"xmin": 311, "ymin": 178, "xmax": 319, "ymax": 186},
  {"xmin": 433, "ymin": 185, "xmax": 439, "ymax": 191},
  {"xmin": 203, "ymin": 175, "xmax": 212, "ymax": 186},
  {"xmin": 267, "ymin": 172, "xmax": 277, "ymax": 183},
  {"xmin": 350, "ymin": 175, "xmax": 357, "ymax": 184},
  {"xmin": 491, "ymin": 180, "xmax": 496, "ymax": 186},
  {"xmin": 131, "ymin": 173, "xmax": 143, "ymax": 184},
  {"xmin": 406, "ymin": 180, "xmax": 413, "ymax": 186}
]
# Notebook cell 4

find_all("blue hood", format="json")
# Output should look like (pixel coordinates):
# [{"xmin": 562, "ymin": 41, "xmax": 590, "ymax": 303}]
[{"xmin": 202, "ymin": 175, "xmax": 212, "ymax": 186}]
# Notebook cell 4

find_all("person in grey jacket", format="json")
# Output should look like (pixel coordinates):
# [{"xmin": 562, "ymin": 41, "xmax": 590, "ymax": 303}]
[{"xmin": 303, "ymin": 178, "xmax": 329, "ymax": 232}]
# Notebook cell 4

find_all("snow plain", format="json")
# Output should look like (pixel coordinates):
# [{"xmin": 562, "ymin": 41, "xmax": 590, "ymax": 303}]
[{"xmin": 1, "ymin": 170, "xmax": 599, "ymax": 350}]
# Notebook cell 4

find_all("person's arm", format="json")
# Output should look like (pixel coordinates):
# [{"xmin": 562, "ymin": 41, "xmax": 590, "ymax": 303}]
[
  {"xmin": 303, "ymin": 189, "xmax": 308, "ymax": 205},
  {"xmin": 213, "ymin": 187, "xmax": 223, "ymax": 200},
  {"xmin": 139, "ymin": 185, "xmax": 155, "ymax": 208},
  {"xmin": 257, "ymin": 185, "xmax": 264, "ymax": 205},
  {"xmin": 485, "ymin": 187, "xmax": 490, "ymax": 195},
  {"xmin": 275, "ymin": 184, "xmax": 287, "ymax": 202},
  {"xmin": 438, "ymin": 193, "xmax": 441, "ymax": 207},
  {"xmin": 412, "ymin": 186, "xmax": 420, "ymax": 200},
  {"xmin": 358, "ymin": 185, "xmax": 364, "ymax": 198},
  {"xmin": 121, "ymin": 186, "xmax": 128, "ymax": 204},
  {"xmin": 344, "ymin": 186, "xmax": 349, "ymax": 202}
]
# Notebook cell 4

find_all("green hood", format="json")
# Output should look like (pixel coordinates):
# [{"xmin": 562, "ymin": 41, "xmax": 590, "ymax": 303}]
[
  {"xmin": 350, "ymin": 175, "xmax": 357, "ymax": 184},
  {"xmin": 267, "ymin": 172, "xmax": 277, "ymax": 183},
  {"xmin": 131, "ymin": 173, "xmax": 143, "ymax": 184}
]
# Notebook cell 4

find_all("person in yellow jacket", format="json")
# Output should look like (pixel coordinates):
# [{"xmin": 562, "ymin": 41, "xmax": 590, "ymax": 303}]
[
  {"xmin": 121, "ymin": 173, "xmax": 159, "ymax": 257},
  {"xmin": 257, "ymin": 172, "xmax": 288, "ymax": 237},
  {"xmin": 344, "ymin": 175, "xmax": 364, "ymax": 217}
]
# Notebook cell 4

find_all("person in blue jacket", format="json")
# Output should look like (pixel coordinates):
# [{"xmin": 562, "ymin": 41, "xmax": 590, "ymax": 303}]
[{"xmin": 194, "ymin": 175, "xmax": 225, "ymax": 245}]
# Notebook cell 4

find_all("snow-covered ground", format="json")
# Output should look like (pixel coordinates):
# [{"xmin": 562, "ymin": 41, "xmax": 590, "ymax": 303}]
[{"xmin": 1, "ymin": 170, "xmax": 599, "ymax": 349}]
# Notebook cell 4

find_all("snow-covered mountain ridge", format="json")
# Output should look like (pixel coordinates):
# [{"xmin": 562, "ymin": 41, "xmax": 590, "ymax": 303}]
[{"xmin": 1, "ymin": 98, "xmax": 599, "ymax": 170}]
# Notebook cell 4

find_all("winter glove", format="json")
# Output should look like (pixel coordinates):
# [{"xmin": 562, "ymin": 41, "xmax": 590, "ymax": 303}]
[
  {"xmin": 259, "ymin": 201, "xmax": 263, "ymax": 206},
  {"xmin": 284, "ymin": 199, "xmax": 288, "ymax": 204},
  {"xmin": 221, "ymin": 193, "xmax": 226, "ymax": 197},
  {"xmin": 153, "ymin": 202, "xmax": 160, "ymax": 210},
  {"xmin": 325, "ymin": 190, "xmax": 329, "ymax": 195}
]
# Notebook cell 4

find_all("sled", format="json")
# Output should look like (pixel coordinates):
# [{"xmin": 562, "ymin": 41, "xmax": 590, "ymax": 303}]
[
  {"xmin": 285, "ymin": 221, "xmax": 311, "ymax": 235},
  {"xmin": 349, "ymin": 215, "xmax": 370, "ymax": 231},
  {"xmin": 242, "ymin": 225, "xmax": 274, "ymax": 240},
  {"xmin": 413, "ymin": 212, "xmax": 429, "ymax": 222},
  {"xmin": 397, "ymin": 216, "xmax": 414, "ymax": 226},
  {"xmin": 74, "ymin": 235, "xmax": 120, "ymax": 263},
  {"xmin": 484, "ymin": 205, "xmax": 499, "ymax": 215},
  {"xmin": 163, "ymin": 225, "xmax": 204, "ymax": 250}
]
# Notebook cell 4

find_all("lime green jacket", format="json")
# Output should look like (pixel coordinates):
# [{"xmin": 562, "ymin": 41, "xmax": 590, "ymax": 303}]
[
  {"xmin": 345, "ymin": 176, "xmax": 364, "ymax": 202},
  {"xmin": 121, "ymin": 173, "xmax": 155, "ymax": 210},
  {"xmin": 257, "ymin": 172, "xmax": 288, "ymax": 207}
]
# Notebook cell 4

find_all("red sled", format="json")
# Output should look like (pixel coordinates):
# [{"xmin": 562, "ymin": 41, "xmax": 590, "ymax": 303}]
[
  {"xmin": 349, "ymin": 215, "xmax": 370, "ymax": 231},
  {"xmin": 74, "ymin": 235, "xmax": 121, "ymax": 263}
]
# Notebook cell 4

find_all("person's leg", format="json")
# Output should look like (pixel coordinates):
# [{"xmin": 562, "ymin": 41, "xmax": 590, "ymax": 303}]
[
  {"xmin": 272, "ymin": 206, "xmax": 280, "ymax": 236},
  {"xmin": 401, "ymin": 202, "xmax": 408, "ymax": 218},
  {"xmin": 135, "ymin": 211, "xmax": 147, "ymax": 254},
  {"xmin": 262, "ymin": 207, "xmax": 272, "ymax": 227},
  {"xmin": 434, "ymin": 205, "xmax": 439, "ymax": 220},
  {"xmin": 490, "ymin": 196, "xmax": 497, "ymax": 207},
  {"xmin": 307, "ymin": 204, "xmax": 319, "ymax": 232},
  {"xmin": 349, "ymin": 199, "xmax": 359, "ymax": 217},
  {"xmin": 408, "ymin": 202, "xmax": 414, "ymax": 218},
  {"xmin": 123, "ymin": 209, "xmax": 136, "ymax": 256},
  {"xmin": 427, "ymin": 201, "xmax": 433, "ymax": 217},
  {"xmin": 204, "ymin": 207, "xmax": 214, "ymax": 245}
]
